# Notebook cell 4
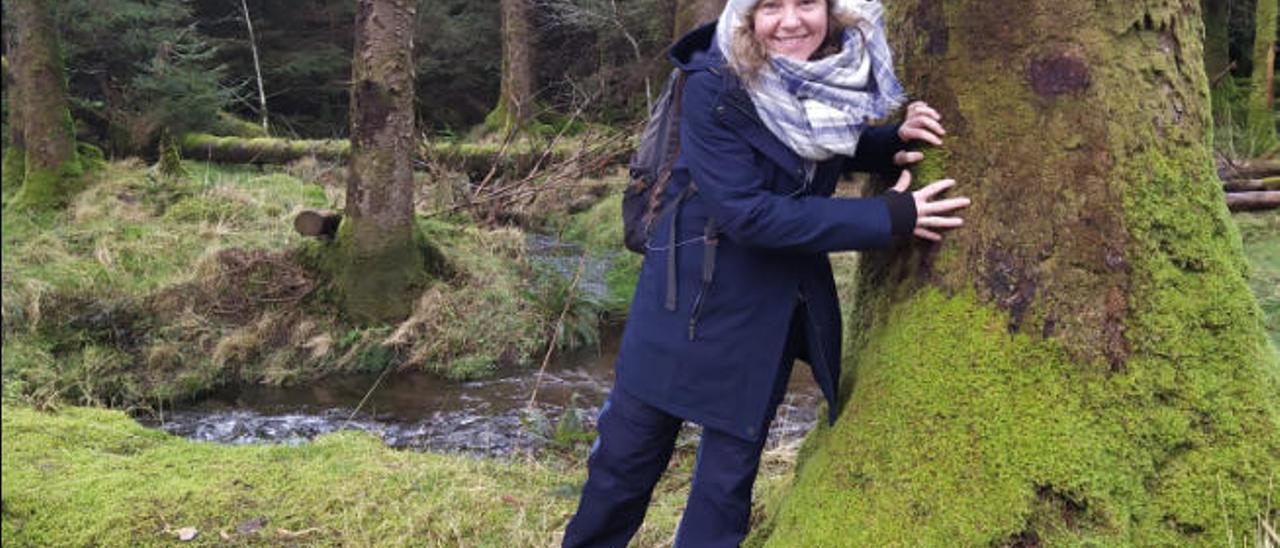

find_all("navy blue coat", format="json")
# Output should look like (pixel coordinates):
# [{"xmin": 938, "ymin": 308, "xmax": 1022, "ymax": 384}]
[{"xmin": 614, "ymin": 23, "xmax": 916, "ymax": 441}]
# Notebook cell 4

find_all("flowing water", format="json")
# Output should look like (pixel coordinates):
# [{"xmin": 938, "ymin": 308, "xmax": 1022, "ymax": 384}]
[
  {"xmin": 142, "ymin": 330, "xmax": 822, "ymax": 458},
  {"xmin": 141, "ymin": 236, "xmax": 823, "ymax": 458}
]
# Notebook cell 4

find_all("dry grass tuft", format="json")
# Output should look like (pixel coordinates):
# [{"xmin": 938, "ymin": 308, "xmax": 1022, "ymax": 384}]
[{"xmin": 189, "ymin": 249, "xmax": 314, "ymax": 324}]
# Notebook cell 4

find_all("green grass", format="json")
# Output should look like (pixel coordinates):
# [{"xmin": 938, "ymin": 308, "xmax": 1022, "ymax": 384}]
[
  {"xmin": 1236, "ymin": 210, "xmax": 1280, "ymax": 348},
  {"xmin": 0, "ymin": 157, "xmax": 614, "ymax": 408},
  {"xmin": 559, "ymin": 191, "xmax": 642, "ymax": 314},
  {"xmin": 0, "ymin": 404, "xmax": 800, "ymax": 547}
]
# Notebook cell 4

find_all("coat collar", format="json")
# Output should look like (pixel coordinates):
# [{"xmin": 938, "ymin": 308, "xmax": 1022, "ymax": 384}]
[{"xmin": 671, "ymin": 22, "xmax": 808, "ymax": 180}]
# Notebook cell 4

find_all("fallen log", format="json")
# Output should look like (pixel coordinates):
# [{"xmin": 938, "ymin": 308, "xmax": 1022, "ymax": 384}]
[
  {"xmin": 182, "ymin": 134, "xmax": 349, "ymax": 164},
  {"xmin": 1225, "ymin": 191, "xmax": 1280, "ymax": 212},
  {"xmin": 178, "ymin": 133, "xmax": 629, "ymax": 178},
  {"xmin": 1223, "ymin": 176, "xmax": 1280, "ymax": 192},
  {"xmin": 294, "ymin": 209, "xmax": 342, "ymax": 239},
  {"xmin": 1219, "ymin": 158, "xmax": 1280, "ymax": 179}
]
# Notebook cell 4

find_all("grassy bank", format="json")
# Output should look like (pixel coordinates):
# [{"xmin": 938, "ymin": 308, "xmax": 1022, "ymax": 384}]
[
  {"xmin": 1, "ymin": 404, "xmax": 800, "ymax": 546},
  {"xmin": 0, "ymin": 157, "xmax": 619, "ymax": 410}
]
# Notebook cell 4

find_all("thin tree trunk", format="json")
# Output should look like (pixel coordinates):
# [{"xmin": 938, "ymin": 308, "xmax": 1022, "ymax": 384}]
[
  {"xmin": 758, "ymin": 1, "xmax": 1280, "ymax": 545},
  {"xmin": 339, "ymin": 0, "xmax": 423, "ymax": 323},
  {"xmin": 672, "ymin": 0, "xmax": 724, "ymax": 41},
  {"xmin": 611, "ymin": 0, "xmax": 652, "ymax": 112},
  {"xmin": 10, "ymin": 0, "xmax": 82, "ymax": 210},
  {"xmin": 1202, "ymin": 0, "xmax": 1231, "ymax": 81},
  {"xmin": 239, "ymin": 0, "xmax": 269, "ymax": 134},
  {"xmin": 493, "ymin": 0, "xmax": 535, "ymax": 135},
  {"xmin": 2, "ymin": 12, "xmax": 26, "ymax": 194},
  {"xmin": 1247, "ymin": 0, "xmax": 1277, "ymax": 149}
]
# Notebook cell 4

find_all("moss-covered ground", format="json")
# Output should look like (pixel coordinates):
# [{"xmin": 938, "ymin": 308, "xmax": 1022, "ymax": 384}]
[{"xmin": 2, "ymin": 404, "xmax": 798, "ymax": 547}]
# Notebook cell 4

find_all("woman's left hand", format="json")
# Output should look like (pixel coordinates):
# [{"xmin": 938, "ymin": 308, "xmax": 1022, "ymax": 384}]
[{"xmin": 893, "ymin": 101, "xmax": 946, "ymax": 166}]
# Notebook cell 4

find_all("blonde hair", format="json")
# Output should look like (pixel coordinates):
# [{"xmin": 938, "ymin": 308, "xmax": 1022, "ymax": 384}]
[{"xmin": 730, "ymin": 1, "xmax": 865, "ymax": 84}]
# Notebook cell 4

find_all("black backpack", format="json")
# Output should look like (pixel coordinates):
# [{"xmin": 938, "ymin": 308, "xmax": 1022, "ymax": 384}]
[
  {"xmin": 622, "ymin": 68, "xmax": 718, "ymax": 319},
  {"xmin": 623, "ymin": 68, "xmax": 689, "ymax": 254}
]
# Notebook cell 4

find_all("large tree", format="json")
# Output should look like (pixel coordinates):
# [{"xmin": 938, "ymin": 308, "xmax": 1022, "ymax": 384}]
[
  {"xmin": 337, "ymin": 0, "xmax": 424, "ymax": 323},
  {"xmin": 7, "ymin": 0, "xmax": 83, "ymax": 210},
  {"xmin": 757, "ymin": 1, "xmax": 1280, "ymax": 545}
]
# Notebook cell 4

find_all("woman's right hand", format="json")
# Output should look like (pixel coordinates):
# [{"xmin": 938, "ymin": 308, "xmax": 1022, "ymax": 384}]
[{"xmin": 890, "ymin": 170, "xmax": 970, "ymax": 242}]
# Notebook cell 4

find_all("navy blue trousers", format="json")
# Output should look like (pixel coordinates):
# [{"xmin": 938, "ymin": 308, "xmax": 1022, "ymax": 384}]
[{"xmin": 562, "ymin": 356, "xmax": 794, "ymax": 548}]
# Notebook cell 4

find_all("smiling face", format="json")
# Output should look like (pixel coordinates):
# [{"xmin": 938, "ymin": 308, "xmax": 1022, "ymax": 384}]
[{"xmin": 751, "ymin": 0, "xmax": 829, "ymax": 61}]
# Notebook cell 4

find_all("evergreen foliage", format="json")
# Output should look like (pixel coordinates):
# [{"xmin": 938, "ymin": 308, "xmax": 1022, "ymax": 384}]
[{"xmin": 56, "ymin": 0, "xmax": 231, "ymax": 156}]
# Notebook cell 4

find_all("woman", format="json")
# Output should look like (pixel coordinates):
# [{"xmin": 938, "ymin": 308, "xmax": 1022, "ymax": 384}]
[{"xmin": 563, "ymin": 0, "xmax": 968, "ymax": 546}]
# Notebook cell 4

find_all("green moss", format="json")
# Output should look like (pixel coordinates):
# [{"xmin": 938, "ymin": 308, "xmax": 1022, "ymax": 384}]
[
  {"xmin": 909, "ymin": 146, "xmax": 949, "ymax": 188},
  {"xmin": 0, "ymin": 405, "xmax": 578, "ymax": 546},
  {"xmin": 764, "ymin": 287, "xmax": 1279, "ymax": 547},
  {"xmin": 333, "ymin": 219, "xmax": 428, "ymax": 324},
  {"xmin": 162, "ymin": 193, "xmax": 260, "ymax": 225},
  {"xmin": 0, "ymin": 403, "xmax": 795, "ymax": 547},
  {"xmin": 1, "ymin": 146, "xmax": 24, "ymax": 197},
  {"xmin": 758, "ymin": 2, "xmax": 1280, "ymax": 545},
  {"xmin": 9, "ymin": 156, "xmax": 84, "ymax": 211},
  {"xmin": 209, "ymin": 111, "xmax": 268, "ymax": 138}
]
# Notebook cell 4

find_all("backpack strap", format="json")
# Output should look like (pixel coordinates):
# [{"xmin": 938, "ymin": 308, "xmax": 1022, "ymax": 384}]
[
  {"xmin": 663, "ymin": 185, "xmax": 694, "ymax": 311},
  {"xmin": 642, "ymin": 70, "xmax": 690, "ymax": 236},
  {"xmin": 688, "ymin": 216, "xmax": 717, "ymax": 340}
]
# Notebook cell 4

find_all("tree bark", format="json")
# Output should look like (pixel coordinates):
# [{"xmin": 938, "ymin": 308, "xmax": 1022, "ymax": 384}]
[
  {"xmin": 1201, "ymin": 0, "xmax": 1231, "ymax": 81},
  {"xmin": 1223, "ymin": 176, "xmax": 1280, "ymax": 191},
  {"xmin": 1226, "ymin": 190, "xmax": 1280, "ymax": 210},
  {"xmin": 673, "ymin": 0, "xmax": 725, "ymax": 41},
  {"xmin": 339, "ymin": 0, "xmax": 423, "ymax": 323},
  {"xmin": 1246, "ymin": 0, "xmax": 1277, "ymax": 148},
  {"xmin": 2, "ymin": 11, "xmax": 26, "ymax": 194},
  {"xmin": 758, "ymin": 1, "xmax": 1280, "ymax": 546},
  {"xmin": 1224, "ymin": 157, "xmax": 1280, "ymax": 178},
  {"xmin": 9, "ymin": 0, "xmax": 82, "ymax": 209},
  {"xmin": 492, "ymin": 0, "xmax": 535, "ymax": 135}
]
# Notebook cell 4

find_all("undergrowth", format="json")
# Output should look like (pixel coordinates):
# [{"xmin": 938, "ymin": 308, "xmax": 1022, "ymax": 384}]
[{"xmin": 1, "ymin": 157, "xmax": 618, "ymax": 410}]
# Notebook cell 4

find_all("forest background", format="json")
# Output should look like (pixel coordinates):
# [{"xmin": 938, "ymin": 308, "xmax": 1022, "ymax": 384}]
[{"xmin": 1, "ymin": 0, "xmax": 1278, "ymax": 546}]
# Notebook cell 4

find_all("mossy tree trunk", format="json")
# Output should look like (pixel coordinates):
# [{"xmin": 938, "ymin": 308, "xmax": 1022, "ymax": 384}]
[
  {"xmin": 339, "ymin": 0, "xmax": 424, "ymax": 324},
  {"xmin": 1202, "ymin": 0, "xmax": 1232, "ymax": 80},
  {"xmin": 2, "ymin": 11, "xmax": 26, "ymax": 195},
  {"xmin": 8, "ymin": 0, "xmax": 82, "ymax": 210},
  {"xmin": 673, "ymin": 0, "xmax": 725, "ymax": 41},
  {"xmin": 490, "ymin": 0, "xmax": 535, "ymax": 135},
  {"xmin": 758, "ymin": 1, "xmax": 1280, "ymax": 546},
  {"xmin": 1246, "ymin": 0, "xmax": 1277, "ymax": 150}
]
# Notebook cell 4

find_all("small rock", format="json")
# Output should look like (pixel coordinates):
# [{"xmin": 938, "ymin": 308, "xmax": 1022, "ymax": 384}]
[
  {"xmin": 176, "ymin": 527, "xmax": 198, "ymax": 541},
  {"xmin": 237, "ymin": 517, "xmax": 266, "ymax": 534}
]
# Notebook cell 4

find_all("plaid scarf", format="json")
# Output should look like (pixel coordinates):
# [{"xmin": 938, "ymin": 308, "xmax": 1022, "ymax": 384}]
[{"xmin": 715, "ymin": 0, "xmax": 905, "ymax": 161}]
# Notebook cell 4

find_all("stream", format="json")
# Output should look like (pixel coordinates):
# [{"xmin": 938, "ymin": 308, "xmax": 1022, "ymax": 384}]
[
  {"xmin": 140, "ymin": 330, "xmax": 822, "ymax": 458},
  {"xmin": 139, "ymin": 236, "xmax": 822, "ymax": 458}
]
